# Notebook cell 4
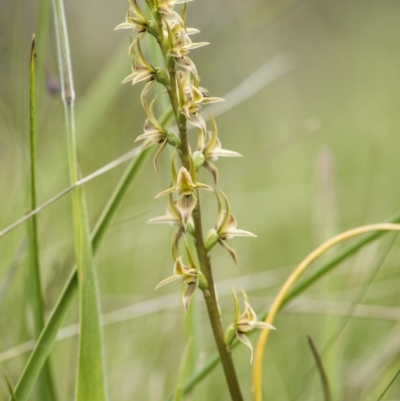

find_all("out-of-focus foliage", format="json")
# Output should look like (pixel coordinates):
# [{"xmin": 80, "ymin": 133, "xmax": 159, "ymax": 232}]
[{"xmin": 1, "ymin": 0, "xmax": 400, "ymax": 400}]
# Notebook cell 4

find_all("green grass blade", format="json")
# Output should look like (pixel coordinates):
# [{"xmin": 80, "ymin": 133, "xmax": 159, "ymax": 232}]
[
  {"xmin": 35, "ymin": 0, "xmax": 50, "ymax": 106},
  {"xmin": 11, "ymin": 147, "xmax": 152, "ymax": 401},
  {"xmin": 307, "ymin": 336, "xmax": 331, "ymax": 401},
  {"xmin": 52, "ymin": 0, "xmax": 107, "ymax": 399},
  {"xmin": 27, "ymin": 35, "xmax": 57, "ymax": 401},
  {"xmin": 376, "ymin": 365, "xmax": 400, "ymax": 401},
  {"xmin": 174, "ymin": 211, "xmax": 400, "ymax": 397},
  {"xmin": 173, "ymin": 339, "xmax": 192, "ymax": 401},
  {"xmin": 5, "ymin": 375, "xmax": 18, "ymax": 401}
]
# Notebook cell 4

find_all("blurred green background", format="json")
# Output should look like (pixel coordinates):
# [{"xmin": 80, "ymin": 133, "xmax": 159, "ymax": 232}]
[{"xmin": 1, "ymin": 0, "xmax": 400, "ymax": 400}]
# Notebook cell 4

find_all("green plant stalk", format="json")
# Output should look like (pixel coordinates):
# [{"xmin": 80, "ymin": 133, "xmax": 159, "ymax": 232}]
[
  {"xmin": 11, "ymin": 148, "xmax": 152, "ymax": 401},
  {"xmin": 52, "ymin": 0, "xmax": 107, "ymax": 399},
  {"xmin": 173, "ymin": 211, "xmax": 400, "ymax": 398},
  {"xmin": 158, "ymin": 38, "xmax": 244, "ymax": 401},
  {"xmin": 28, "ymin": 35, "xmax": 57, "ymax": 401}
]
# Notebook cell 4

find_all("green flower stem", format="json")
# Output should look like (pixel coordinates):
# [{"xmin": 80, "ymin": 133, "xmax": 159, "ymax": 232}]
[{"xmin": 155, "ymin": 36, "xmax": 244, "ymax": 401}]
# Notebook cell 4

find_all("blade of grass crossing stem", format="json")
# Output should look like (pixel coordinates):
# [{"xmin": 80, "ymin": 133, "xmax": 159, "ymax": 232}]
[
  {"xmin": 28, "ymin": 35, "xmax": 57, "ymax": 401},
  {"xmin": 12, "ymin": 150, "xmax": 152, "ymax": 401},
  {"xmin": 52, "ymin": 0, "xmax": 107, "ymax": 399},
  {"xmin": 172, "ymin": 211, "xmax": 400, "ymax": 398}
]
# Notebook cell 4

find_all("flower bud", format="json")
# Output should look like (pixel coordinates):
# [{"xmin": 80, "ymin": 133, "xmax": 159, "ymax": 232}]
[
  {"xmin": 205, "ymin": 228, "xmax": 219, "ymax": 251},
  {"xmin": 166, "ymin": 131, "xmax": 181, "ymax": 148},
  {"xmin": 147, "ymin": 21, "xmax": 159, "ymax": 38},
  {"xmin": 224, "ymin": 324, "xmax": 236, "ymax": 347},
  {"xmin": 197, "ymin": 271, "xmax": 208, "ymax": 291},
  {"xmin": 192, "ymin": 150, "xmax": 205, "ymax": 171},
  {"xmin": 155, "ymin": 68, "xmax": 170, "ymax": 87}
]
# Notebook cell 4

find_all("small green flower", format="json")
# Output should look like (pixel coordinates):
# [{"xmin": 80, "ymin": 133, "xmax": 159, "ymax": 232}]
[
  {"xmin": 135, "ymin": 96, "xmax": 180, "ymax": 171},
  {"xmin": 155, "ymin": 153, "xmax": 212, "ymax": 228},
  {"xmin": 194, "ymin": 115, "xmax": 241, "ymax": 183},
  {"xmin": 205, "ymin": 191, "xmax": 256, "ymax": 264},
  {"xmin": 155, "ymin": 240, "xmax": 207, "ymax": 313},
  {"xmin": 225, "ymin": 289, "xmax": 275, "ymax": 363},
  {"xmin": 122, "ymin": 40, "xmax": 157, "ymax": 86},
  {"xmin": 114, "ymin": 0, "xmax": 158, "ymax": 41},
  {"xmin": 178, "ymin": 72, "xmax": 224, "ymax": 133}
]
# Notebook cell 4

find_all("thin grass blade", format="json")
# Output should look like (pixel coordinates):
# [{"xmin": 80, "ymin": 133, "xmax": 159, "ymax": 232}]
[
  {"xmin": 173, "ymin": 339, "xmax": 192, "ymax": 401},
  {"xmin": 307, "ymin": 336, "xmax": 332, "ymax": 401},
  {"xmin": 376, "ymin": 366, "xmax": 400, "ymax": 401},
  {"xmin": 52, "ymin": 0, "xmax": 108, "ymax": 398},
  {"xmin": 5, "ymin": 375, "xmax": 18, "ymax": 401},
  {"xmin": 27, "ymin": 34, "xmax": 57, "ymax": 401}
]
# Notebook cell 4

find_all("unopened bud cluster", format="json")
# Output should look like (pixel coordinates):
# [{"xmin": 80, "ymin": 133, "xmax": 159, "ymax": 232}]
[{"xmin": 116, "ymin": 0, "xmax": 274, "ymax": 362}]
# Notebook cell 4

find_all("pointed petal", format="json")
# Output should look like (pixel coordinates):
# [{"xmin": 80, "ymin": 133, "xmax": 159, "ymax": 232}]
[
  {"xmin": 114, "ymin": 21, "xmax": 134, "ymax": 30},
  {"xmin": 183, "ymin": 281, "xmax": 198, "ymax": 314},
  {"xmin": 218, "ymin": 239, "xmax": 238, "ymax": 265},
  {"xmin": 186, "ymin": 112, "xmax": 206, "ymax": 133},
  {"xmin": 175, "ymin": 56, "xmax": 198, "ymax": 79},
  {"xmin": 203, "ymin": 161, "xmax": 219, "ymax": 185},
  {"xmin": 232, "ymin": 288, "xmax": 240, "ymax": 324},
  {"xmin": 184, "ymin": 238, "xmax": 198, "ymax": 270},
  {"xmin": 135, "ymin": 130, "xmax": 163, "ymax": 142},
  {"xmin": 155, "ymin": 275, "xmax": 181, "ymax": 290},
  {"xmin": 178, "ymin": 193, "xmax": 197, "ymax": 228},
  {"xmin": 195, "ymin": 182, "xmax": 213, "ymax": 191},
  {"xmin": 185, "ymin": 41, "xmax": 209, "ymax": 50},
  {"xmin": 153, "ymin": 139, "xmax": 168, "ymax": 173},
  {"xmin": 171, "ymin": 148, "xmax": 178, "ymax": 184},
  {"xmin": 219, "ymin": 191, "xmax": 233, "ymax": 234},
  {"xmin": 201, "ymin": 96, "xmax": 225, "ymax": 104},
  {"xmin": 253, "ymin": 321, "xmax": 276, "ymax": 330},
  {"xmin": 186, "ymin": 27, "xmax": 200, "ymax": 35},
  {"xmin": 173, "ymin": 256, "xmax": 186, "ymax": 276},
  {"xmin": 215, "ymin": 190, "xmax": 224, "ymax": 229},
  {"xmin": 172, "ymin": 227, "xmax": 184, "ymax": 257},
  {"xmin": 226, "ymin": 228, "xmax": 257, "ymax": 238},
  {"xmin": 237, "ymin": 332, "xmax": 254, "ymax": 364},
  {"xmin": 204, "ymin": 114, "xmax": 218, "ymax": 154},
  {"xmin": 189, "ymin": 152, "xmax": 198, "ymax": 183},
  {"xmin": 121, "ymin": 71, "xmax": 139, "ymax": 84},
  {"xmin": 210, "ymin": 148, "xmax": 242, "ymax": 158},
  {"xmin": 155, "ymin": 186, "xmax": 177, "ymax": 198},
  {"xmin": 147, "ymin": 215, "xmax": 179, "ymax": 225},
  {"xmin": 140, "ymin": 80, "xmax": 155, "ymax": 101}
]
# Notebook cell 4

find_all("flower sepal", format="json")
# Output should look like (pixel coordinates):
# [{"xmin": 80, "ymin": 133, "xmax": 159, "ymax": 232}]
[{"xmin": 230, "ymin": 289, "xmax": 276, "ymax": 363}]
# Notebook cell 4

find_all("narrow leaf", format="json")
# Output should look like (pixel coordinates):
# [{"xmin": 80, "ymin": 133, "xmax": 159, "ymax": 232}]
[
  {"xmin": 28, "ymin": 34, "xmax": 57, "ymax": 401},
  {"xmin": 307, "ymin": 336, "xmax": 332, "ymax": 401},
  {"xmin": 52, "ymin": 0, "xmax": 107, "ymax": 400},
  {"xmin": 173, "ymin": 339, "xmax": 192, "ymax": 401}
]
